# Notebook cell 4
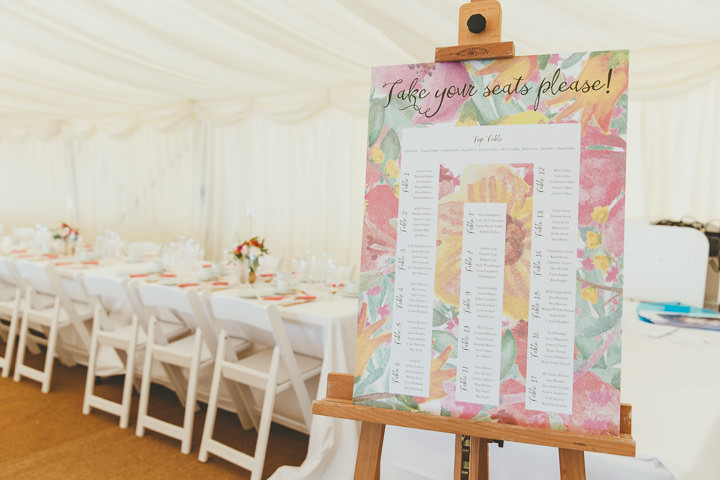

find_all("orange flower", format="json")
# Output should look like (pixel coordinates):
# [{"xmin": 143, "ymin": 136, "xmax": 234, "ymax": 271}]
[
  {"xmin": 473, "ymin": 56, "xmax": 539, "ymax": 101},
  {"xmin": 435, "ymin": 164, "xmax": 533, "ymax": 320},
  {"xmin": 354, "ymin": 302, "xmax": 392, "ymax": 376},
  {"xmin": 546, "ymin": 52, "xmax": 628, "ymax": 133},
  {"xmin": 415, "ymin": 343, "xmax": 455, "ymax": 402}
]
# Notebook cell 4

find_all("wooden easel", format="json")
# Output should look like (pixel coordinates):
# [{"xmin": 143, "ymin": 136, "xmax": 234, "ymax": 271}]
[
  {"xmin": 313, "ymin": 2, "xmax": 636, "ymax": 478},
  {"xmin": 313, "ymin": 373, "xmax": 635, "ymax": 480}
]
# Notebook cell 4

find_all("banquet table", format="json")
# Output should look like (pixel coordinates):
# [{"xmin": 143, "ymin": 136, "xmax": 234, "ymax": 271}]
[
  {"xmin": 51, "ymin": 259, "xmax": 362, "ymax": 480},
  {"xmin": 7, "ymin": 251, "xmax": 718, "ymax": 479}
]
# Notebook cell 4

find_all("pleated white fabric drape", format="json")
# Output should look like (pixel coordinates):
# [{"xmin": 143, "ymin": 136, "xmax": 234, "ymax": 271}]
[{"xmin": 0, "ymin": 0, "xmax": 719, "ymax": 264}]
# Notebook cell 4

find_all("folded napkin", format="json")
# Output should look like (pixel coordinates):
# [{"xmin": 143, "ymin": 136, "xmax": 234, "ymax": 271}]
[
  {"xmin": 160, "ymin": 273, "xmax": 176, "ymax": 277},
  {"xmin": 295, "ymin": 295, "xmax": 316, "ymax": 300},
  {"xmin": 212, "ymin": 281, "xmax": 229, "ymax": 286},
  {"xmin": 54, "ymin": 261, "xmax": 73, "ymax": 266},
  {"xmin": 262, "ymin": 296, "xmax": 284, "ymax": 301},
  {"xmin": 178, "ymin": 283, "xmax": 199, "ymax": 288},
  {"xmin": 82, "ymin": 260, "xmax": 99, "ymax": 265},
  {"xmin": 44, "ymin": 254, "xmax": 59, "ymax": 259},
  {"xmin": 129, "ymin": 273, "xmax": 148, "ymax": 278},
  {"xmin": 11, "ymin": 249, "xmax": 26, "ymax": 253}
]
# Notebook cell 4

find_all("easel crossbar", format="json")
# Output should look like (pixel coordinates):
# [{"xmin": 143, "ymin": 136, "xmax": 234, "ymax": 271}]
[{"xmin": 312, "ymin": 373, "xmax": 635, "ymax": 457}]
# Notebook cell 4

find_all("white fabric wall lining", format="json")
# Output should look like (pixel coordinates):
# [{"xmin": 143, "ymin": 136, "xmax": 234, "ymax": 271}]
[{"xmin": 0, "ymin": 0, "xmax": 718, "ymax": 264}]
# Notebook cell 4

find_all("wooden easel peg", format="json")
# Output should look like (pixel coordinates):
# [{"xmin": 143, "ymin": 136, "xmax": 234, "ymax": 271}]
[{"xmin": 435, "ymin": 0, "xmax": 515, "ymax": 62}]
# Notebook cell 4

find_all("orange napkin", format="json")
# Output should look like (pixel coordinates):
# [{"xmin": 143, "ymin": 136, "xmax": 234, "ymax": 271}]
[
  {"xmin": 82, "ymin": 260, "xmax": 99, "ymax": 265},
  {"xmin": 262, "ymin": 296, "xmax": 284, "ymax": 301},
  {"xmin": 296, "ymin": 295, "xmax": 316, "ymax": 300},
  {"xmin": 178, "ymin": 283, "xmax": 199, "ymax": 288},
  {"xmin": 212, "ymin": 281, "xmax": 228, "ymax": 286},
  {"xmin": 160, "ymin": 273, "xmax": 176, "ymax": 278},
  {"xmin": 54, "ymin": 262, "xmax": 73, "ymax": 266},
  {"xmin": 129, "ymin": 273, "xmax": 148, "ymax": 278}
]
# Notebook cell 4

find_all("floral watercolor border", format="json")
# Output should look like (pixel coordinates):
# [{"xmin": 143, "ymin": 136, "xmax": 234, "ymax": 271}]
[{"xmin": 354, "ymin": 51, "xmax": 629, "ymax": 436}]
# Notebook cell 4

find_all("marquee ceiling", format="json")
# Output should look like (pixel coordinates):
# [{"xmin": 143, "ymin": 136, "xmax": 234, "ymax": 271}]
[{"xmin": 0, "ymin": 0, "xmax": 717, "ymax": 131}]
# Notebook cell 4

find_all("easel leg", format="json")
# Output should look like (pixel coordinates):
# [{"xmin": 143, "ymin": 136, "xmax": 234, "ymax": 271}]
[
  {"xmin": 469, "ymin": 437, "xmax": 489, "ymax": 480},
  {"xmin": 453, "ymin": 435, "xmax": 489, "ymax": 480},
  {"xmin": 453, "ymin": 435, "xmax": 464, "ymax": 479},
  {"xmin": 558, "ymin": 448, "xmax": 586, "ymax": 480},
  {"xmin": 354, "ymin": 421, "xmax": 385, "ymax": 480}
]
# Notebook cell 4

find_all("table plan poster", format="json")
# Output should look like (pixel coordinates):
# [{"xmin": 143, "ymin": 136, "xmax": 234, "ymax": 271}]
[{"xmin": 354, "ymin": 51, "xmax": 628, "ymax": 436}]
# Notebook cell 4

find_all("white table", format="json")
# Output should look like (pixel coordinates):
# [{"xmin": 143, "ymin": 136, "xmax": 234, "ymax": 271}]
[{"xmin": 55, "ymin": 262, "xmax": 362, "ymax": 480}]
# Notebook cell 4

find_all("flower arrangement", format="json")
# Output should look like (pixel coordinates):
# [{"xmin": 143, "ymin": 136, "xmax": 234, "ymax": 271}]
[
  {"xmin": 53, "ymin": 222, "xmax": 79, "ymax": 241},
  {"xmin": 233, "ymin": 236, "xmax": 268, "ymax": 273},
  {"xmin": 53, "ymin": 222, "xmax": 79, "ymax": 255}
]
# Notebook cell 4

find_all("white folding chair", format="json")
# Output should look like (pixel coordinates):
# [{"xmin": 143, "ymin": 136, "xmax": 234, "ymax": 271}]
[
  {"xmin": 0, "ymin": 258, "xmax": 23, "ymax": 377},
  {"xmin": 133, "ymin": 283, "xmax": 213, "ymax": 454},
  {"xmin": 81, "ymin": 274, "xmax": 145, "ymax": 428},
  {"xmin": 198, "ymin": 296, "xmax": 322, "ymax": 480},
  {"xmin": 12, "ymin": 260, "xmax": 83, "ymax": 393}
]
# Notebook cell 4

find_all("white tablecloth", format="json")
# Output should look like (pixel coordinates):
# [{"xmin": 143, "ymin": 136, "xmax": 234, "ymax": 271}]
[{"xmin": 51, "ymin": 259, "xmax": 363, "ymax": 480}]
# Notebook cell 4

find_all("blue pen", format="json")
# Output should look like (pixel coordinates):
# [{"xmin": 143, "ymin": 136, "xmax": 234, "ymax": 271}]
[{"xmin": 637, "ymin": 302, "xmax": 720, "ymax": 319}]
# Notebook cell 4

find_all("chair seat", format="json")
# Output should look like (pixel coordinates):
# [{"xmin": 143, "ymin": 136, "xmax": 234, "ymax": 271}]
[
  {"xmin": 156, "ymin": 318, "xmax": 193, "ymax": 341},
  {"xmin": 159, "ymin": 334, "xmax": 213, "ymax": 364},
  {"xmin": 97, "ymin": 324, "xmax": 147, "ymax": 348},
  {"xmin": 223, "ymin": 348, "xmax": 322, "ymax": 391}
]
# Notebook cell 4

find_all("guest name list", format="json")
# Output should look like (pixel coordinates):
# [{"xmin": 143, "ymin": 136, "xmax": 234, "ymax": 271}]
[
  {"xmin": 388, "ymin": 154, "xmax": 439, "ymax": 396},
  {"xmin": 391, "ymin": 124, "xmax": 580, "ymax": 412}
]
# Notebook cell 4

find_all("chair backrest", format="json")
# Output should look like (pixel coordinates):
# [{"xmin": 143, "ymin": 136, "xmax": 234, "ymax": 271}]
[
  {"xmin": 625, "ymin": 221, "xmax": 709, "ymax": 307},
  {"xmin": 205, "ymin": 295, "xmax": 274, "ymax": 345},
  {"xmin": 134, "ymin": 284, "xmax": 211, "ymax": 346},
  {"xmin": 0, "ymin": 257, "xmax": 19, "ymax": 288},
  {"xmin": 81, "ymin": 274, "xmax": 136, "ymax": 330},
  {"xmin": 0, "ymin": 258, "xmax": 20, "ymax": 302},
  {"xmin": 206, "ymin": 296, "xmax": 300, "ymax": 368},
  {"xmin": 14, "ymin": 260, "xmax": 56, "ymax": 296}
]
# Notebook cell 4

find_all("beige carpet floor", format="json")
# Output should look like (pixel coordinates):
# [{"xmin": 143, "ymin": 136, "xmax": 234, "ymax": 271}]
[{"xmin": 0, "ymin": 348, "xmax": 309, "ymax": 479}]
